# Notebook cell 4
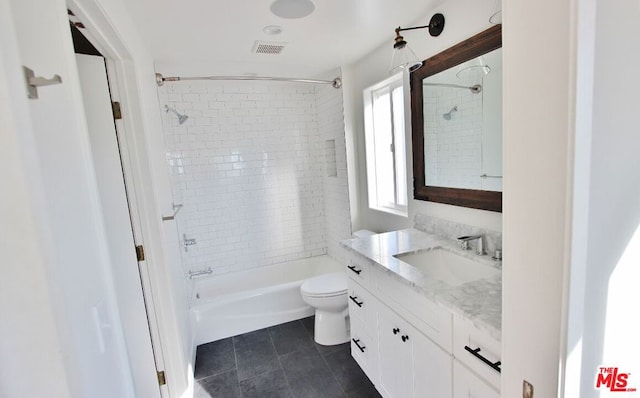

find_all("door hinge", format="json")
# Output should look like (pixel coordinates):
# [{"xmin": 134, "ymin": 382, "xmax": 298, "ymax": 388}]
[
  {"xmin": 135, "ymin": 245, "xmax": 145, "ymax": 261},
  {"xmin": 112, "ymin": 101, "xmax": 122, "ymax": 120},
  {"xmin": 157, "ymin": 370, "xmax": 166, "ymax": 386}
]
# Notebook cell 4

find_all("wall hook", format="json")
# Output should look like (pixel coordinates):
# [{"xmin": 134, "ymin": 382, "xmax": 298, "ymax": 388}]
[{"xmin": 23, "ymin": 66, "xmax": 63, "ymax": 99}]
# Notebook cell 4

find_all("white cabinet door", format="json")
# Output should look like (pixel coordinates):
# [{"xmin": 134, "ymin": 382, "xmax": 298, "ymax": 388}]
[
  {"xmin": 412, "ymin": 327, "xmax": 452, "ymax": 398},
  {"xmin": 377, "ymin": 306, "xmax": 412, "ymax": 398},
  {"xmin": 378, "ymin": 304, "xmax": 452, "ymax": 398},
  {"xmin": 453, "ymin": 361, "xmax": 500, "ymax": 398}
]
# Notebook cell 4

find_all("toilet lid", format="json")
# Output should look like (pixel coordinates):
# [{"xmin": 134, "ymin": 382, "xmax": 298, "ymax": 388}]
[{"xmin": 301, "ymin": 272, "xmax": 348, "ymax": 297}]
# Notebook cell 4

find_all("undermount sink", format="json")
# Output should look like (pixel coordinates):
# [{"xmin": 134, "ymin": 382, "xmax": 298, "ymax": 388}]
[{"xmin": 394, "ymin": 248, "xmax": 500, "ymax": 286}]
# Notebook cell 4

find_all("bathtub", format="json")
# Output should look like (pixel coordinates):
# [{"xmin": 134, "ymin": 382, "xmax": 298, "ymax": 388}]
[{"xmin": 191, "ymin": 255, "xmax": 344, "ymax": 345}]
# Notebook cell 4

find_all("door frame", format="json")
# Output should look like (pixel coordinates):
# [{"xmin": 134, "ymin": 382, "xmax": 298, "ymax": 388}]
[
  {"xmin": 103, "ymin": 56, "xmax": 169, "ymax": 396},
  {"xmin": 67, "ymin": 1, "xmax": 191, "ymax": 397}
]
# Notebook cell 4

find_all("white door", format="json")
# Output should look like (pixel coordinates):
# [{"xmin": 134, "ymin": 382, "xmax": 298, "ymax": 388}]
[
  {"xmin": 76, "ymin": 53, "xmax": 162, "ymax": 398},
  {"xmin": 1, "ymin": 0, "xmax": 140, "ymax": 396}
]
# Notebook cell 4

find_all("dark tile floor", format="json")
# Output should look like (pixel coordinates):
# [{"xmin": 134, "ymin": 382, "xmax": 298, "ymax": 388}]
[{"xmin": 194, "ymin": 316, "xmax": 381, "ymax": 398}]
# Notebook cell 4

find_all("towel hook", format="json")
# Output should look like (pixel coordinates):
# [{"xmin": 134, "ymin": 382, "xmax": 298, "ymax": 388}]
[{"xmin": 23, "ymin": 66, "xmax": 63, "ymax": 99}]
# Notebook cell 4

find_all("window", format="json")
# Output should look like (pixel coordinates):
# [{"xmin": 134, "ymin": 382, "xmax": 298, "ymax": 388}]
[{"xmin": 363, "ymin": 74, "xmax": 408, "ymax": 216}]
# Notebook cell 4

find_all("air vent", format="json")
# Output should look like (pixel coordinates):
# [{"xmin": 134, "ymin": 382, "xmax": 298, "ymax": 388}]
[{"xmin": 252, "ymin": 41, "xmax": 287, "ymax": 54}]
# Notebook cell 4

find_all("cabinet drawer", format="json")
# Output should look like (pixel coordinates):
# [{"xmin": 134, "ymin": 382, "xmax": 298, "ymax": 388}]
[
  {"xmin": 346, "ymin": 255, "xmax": 372, "ymax": 287},
  {"xmin": 350, "ymin": 315, "xmax": 378, "ymax": 385},
  {"xmin": 376, "ymin": 270, "xmax": 452, "ymax": 352},
  {"xmin": 453, "ymin": 360, "xmax": 500, "ymax": 398},
  {"xmin": 348, "ymin": 279, "xmax": 376, "ymax": 326},
  {"xmin": 453, "ymin": 316, "xmax": 501, "ymax": 390}
]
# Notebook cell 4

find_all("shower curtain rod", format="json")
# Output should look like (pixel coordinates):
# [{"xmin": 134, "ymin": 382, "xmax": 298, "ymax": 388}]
[{"xmin": 155, "ymin": 73, "xmax": 342, "ymax": 89}]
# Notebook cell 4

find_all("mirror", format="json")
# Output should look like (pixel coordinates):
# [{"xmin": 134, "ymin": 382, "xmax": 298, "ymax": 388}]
[{"xmin": 411, "ymin": 25, "xmax": 502, "ymax": 212}]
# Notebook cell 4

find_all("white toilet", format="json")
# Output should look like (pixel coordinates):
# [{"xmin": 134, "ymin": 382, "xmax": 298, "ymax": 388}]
[{"xmin": 300, "ymin": 272, "xmax": 349, "ymax": 346}]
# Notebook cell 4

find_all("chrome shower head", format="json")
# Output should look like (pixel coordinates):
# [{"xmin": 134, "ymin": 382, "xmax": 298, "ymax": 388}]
[
  {"xmin": 443, "ymin": 106, "xmax": 458, "ymax": 120},
  {"xmin": 165, "ymin": 105, "xmax": 189, "ymax": 125}
]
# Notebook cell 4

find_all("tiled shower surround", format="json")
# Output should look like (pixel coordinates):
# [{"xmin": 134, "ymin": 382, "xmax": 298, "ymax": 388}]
[
  {"xmin": 423, "ymin": 85, "xmax": 483, "ymax": 190},
  {"xmin": 159, "ymin": 78, "xmax": 351, "ymax": 277}
]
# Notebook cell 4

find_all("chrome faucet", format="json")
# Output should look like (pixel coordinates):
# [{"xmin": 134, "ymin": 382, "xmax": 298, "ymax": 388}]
[{"xmin": 457, "ymin": 235, "xmax": 485, "ymax": 255}]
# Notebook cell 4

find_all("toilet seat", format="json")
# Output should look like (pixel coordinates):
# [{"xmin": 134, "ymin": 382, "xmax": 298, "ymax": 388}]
[{"xmin": 301, "ymin": 272, "xmax": 347, "ymax": 298}]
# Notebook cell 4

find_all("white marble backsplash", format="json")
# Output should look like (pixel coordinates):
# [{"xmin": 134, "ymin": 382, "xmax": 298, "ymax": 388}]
[{"xmin": 414, "ymin": 214, "xmax": 502, "ymax": 257}]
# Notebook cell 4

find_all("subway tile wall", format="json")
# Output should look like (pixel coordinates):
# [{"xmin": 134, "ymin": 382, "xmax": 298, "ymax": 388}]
[
  {"xmin": 316, "ymin": 83, "xmax": 352, "ymax": 264},
  {"xmin": 423, "ymin": 86, "xmax": 483, "ymax": 189},
  {"xmin": 159, "ymin": 78, "xmax": 350, "ymax": 276}
]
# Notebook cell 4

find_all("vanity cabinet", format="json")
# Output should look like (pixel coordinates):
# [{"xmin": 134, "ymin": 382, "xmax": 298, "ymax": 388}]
[
  {"xmin": 346, "ymin": 254, "xmax": 452, "ymax": 398},
  {"xmin": 345, "ymin": 251, "xmax": 502, "ymax": 398}
]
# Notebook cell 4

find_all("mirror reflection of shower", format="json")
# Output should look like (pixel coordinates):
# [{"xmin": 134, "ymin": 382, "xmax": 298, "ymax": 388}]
[
  {"xmin": 443, "ymin": 106, "xmax": 458, "ymax": 120},
  {"xmin": 165, "ymin": 105, "xmax": 189, "ymax": 125},
  {"xmin": 423, "ymin": 82, "xmax": 482, "ymax": 94}
]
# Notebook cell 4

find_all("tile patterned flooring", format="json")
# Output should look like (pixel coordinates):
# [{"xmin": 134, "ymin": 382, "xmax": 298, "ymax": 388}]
[{"xmin": 194, "ymin": 316, "xmax": 381, "ymax": 398}]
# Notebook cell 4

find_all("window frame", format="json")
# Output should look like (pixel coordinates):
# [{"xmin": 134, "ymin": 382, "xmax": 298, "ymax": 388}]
[{"xmin": 363, "ymin": 73, "xmax": 409, "ymax": 216}]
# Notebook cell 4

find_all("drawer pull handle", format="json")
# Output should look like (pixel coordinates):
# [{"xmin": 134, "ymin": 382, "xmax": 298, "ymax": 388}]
[
  {"xmin": 349, "ymin": 295, "xmax": 363, "ymax": 307},
  {"xmin": 464, "ymin": 345, "xmax": 502, "ymax": 373},
  {"xmin": 393, "ymin": 328, "xmax": 400, "ymax": 335},
  {"xmin": 352, "ymin": 338, "xmax": 366, "ymax": 353},
  {"xmin": 347, "ymin": 265, "xmax": 362, "ymax": 275},
  {"xmin": 401, "ymin": 335, "xmax": 410, "ymax": 342}
]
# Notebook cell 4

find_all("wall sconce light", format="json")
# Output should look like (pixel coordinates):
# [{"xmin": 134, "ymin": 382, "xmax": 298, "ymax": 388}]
[{"xmin": 389, "ymin": 13, "xmax": 445, "ymax": 75}]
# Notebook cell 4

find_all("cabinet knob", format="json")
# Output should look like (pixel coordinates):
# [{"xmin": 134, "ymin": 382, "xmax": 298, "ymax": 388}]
[
  {"xmin": 393, "ymin": 328, "xmax": 400, "ymax": 335},
  {"xmin": 401, "ymin": 335, "xmax": 410, "ymax": 342}
]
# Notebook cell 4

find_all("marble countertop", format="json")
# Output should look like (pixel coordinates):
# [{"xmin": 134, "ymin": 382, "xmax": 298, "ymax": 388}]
[{"xmin": 340, "ymin": 228, "xmax": 502, "ymax": 340}]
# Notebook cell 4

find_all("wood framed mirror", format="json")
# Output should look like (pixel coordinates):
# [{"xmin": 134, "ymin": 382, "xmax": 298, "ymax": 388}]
[{"xmin": 410, "ymin": 25, "xmax": 502, "ymax": 212}]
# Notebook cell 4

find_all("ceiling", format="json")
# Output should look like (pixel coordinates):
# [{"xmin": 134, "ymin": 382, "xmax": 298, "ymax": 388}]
[{"xmin": 124, "ymin": 0, "xmax": 440, "ymax": 77}]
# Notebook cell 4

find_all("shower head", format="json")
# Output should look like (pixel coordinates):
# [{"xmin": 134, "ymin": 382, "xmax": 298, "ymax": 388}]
[
  {"xmin": 165, "ymin": 105, "xmax": 189, "ymax": 125},
  {"xmin": 443, "ymin": 106, "xmax": 458, "ymax": 120}
]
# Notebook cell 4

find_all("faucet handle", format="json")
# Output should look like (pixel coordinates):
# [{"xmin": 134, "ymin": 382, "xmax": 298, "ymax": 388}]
[{"xmin": 493, "ymin": 249, "xmax": 502, "ymax": 261}]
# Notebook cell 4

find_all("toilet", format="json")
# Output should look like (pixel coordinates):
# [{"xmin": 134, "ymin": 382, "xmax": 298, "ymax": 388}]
[{"xmin": 300, "ymin": 272, "xmax": 349, "ymax": 346}]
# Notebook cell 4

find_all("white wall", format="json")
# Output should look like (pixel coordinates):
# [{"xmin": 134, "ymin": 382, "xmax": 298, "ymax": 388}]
[
  {"xmin": 0, "ymin": 1, "xmax": 72, "ymax": 395},
  {"xmin": 563, "ymin": 0, "xmax": 640, "ymax": 396},
  {"xmin": 501, "ymin": 0, "xmax": 576, "ymax": 396},
  {"xmin": 342, "ymin": 0, "xmax": 502, "ymax": 234}
]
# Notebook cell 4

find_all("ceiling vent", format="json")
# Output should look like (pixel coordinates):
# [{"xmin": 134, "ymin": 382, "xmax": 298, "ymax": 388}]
[{"xmin": 252, "ymin": 41, "xmax": 287, "ymax": 54}]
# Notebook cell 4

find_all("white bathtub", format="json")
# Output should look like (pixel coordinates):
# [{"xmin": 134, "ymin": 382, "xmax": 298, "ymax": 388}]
[{"xmin": 190, "ymin": 255, "xmax": 344, "ymax": 345}]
